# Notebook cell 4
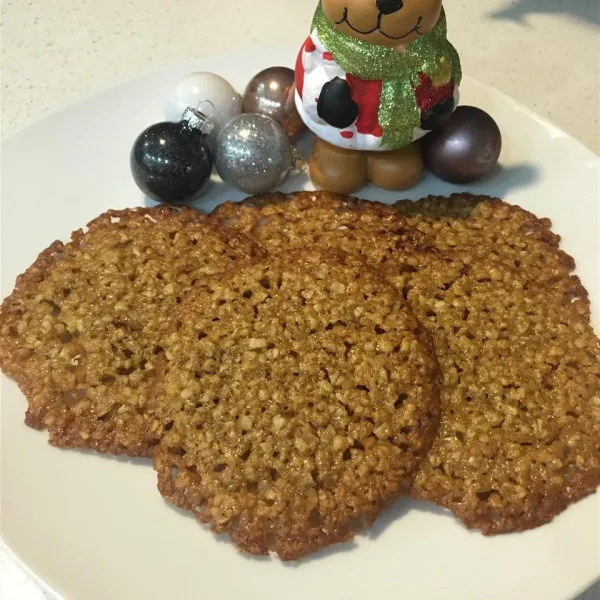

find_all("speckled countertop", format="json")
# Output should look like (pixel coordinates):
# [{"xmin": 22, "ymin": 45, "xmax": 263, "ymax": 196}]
[
  {"xmin": 2, "ymin": 0, "xmax": 600, "ymax": 153},
  {"xmin": 1, "ymin": 0, "xmax": 599, "ymax": 598}
]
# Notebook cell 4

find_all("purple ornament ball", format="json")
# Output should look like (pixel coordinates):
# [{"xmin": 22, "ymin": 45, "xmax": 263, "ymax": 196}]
[{"xmin": 422, "ymin": 106, "xmax": 502, "ymax": 184}]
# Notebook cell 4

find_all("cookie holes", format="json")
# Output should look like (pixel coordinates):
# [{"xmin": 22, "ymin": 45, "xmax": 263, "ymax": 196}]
[
  {"xmin": 42, "ymin": 299, "xmax": 61, "ymax": 317},
  {"xmin": 197, "ymin": 331, "xmax": 207, "ymax": 340},
  {"xmin": 117, "ymin": 366, "xmax": 135, "ymax": 376},
  {"xmin": 213, "ymin": 463, "xmax": 227, "ymax": 472},
  {"xmin": 101, "ymin": 375, "xmax": 116, "ymax": 385},
  {"xmin": 394, "ymin": 393, "xmax": 408, "ymax": 409},
  {"xmin": 374, "ymin": 325, "xmax": 386, "ymax": 335},
  {"xmin": 259, "ymin": 276, "xmax": 271, "ymax": 290},
  {"xmin": 269, "ymin": 467, "xmax": 279, "ymax": 481},
  {"xmin": 342, "ymin": 448, "xmax": 352, "ymax": 461},
  {"xmin": 168, "ymin": 446, "xmax": 186, "ymax": 456},
  {"xmin": 242, "ymin": 290, "xmax": 253, "ymax": 299},
  {"xmin": 356, "ymin": 385, "xmax": 370, "ymax": 392},
  {"xmin": 476, "ymin": 489, "xmax": 498, "ymax": 502},
  {"xmin": 240, "ymin": 449, "xmax": 251, "ymax": 462}
]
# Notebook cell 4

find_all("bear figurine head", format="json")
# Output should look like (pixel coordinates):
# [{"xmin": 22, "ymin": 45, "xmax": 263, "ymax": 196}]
[{"xmin": 322, "ymin": 0, "xmax": 443, "ymax": 50}]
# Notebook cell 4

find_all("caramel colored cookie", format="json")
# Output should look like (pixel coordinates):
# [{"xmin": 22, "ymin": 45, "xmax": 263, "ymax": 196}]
[
  {"xmin": 211, "ymin": 190, "xmax": 427, "ymax": 260},
  {"xmin": 0, "ymin": 206, "xmax": 265, "ymax": 457},
  {"xmin": 152, "ymin": 249, "xmax": 440, "ymax": 559},
  {"xmin": 399, "ymin": 258, "xmax": 600, "ymax": 533},
  {"xmin": 210, "ymin": 191, "xmax": 600, "ymax": 533},
  {"xmin": 393, "ymin": 193, "xmax": 589, "ymax": 318}
]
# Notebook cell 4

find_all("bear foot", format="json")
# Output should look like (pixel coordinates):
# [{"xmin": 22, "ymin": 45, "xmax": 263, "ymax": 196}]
[
  {"xmin": 367, "ymin": 142, "xmax": 424, "ymax": 190},
  {"xmin": 309, "ymin": 137, "xmax": 368, "ymax": 194},
  {"xmin": 308, "ymin": 137, "xmax": 424, "ymax": 193}
]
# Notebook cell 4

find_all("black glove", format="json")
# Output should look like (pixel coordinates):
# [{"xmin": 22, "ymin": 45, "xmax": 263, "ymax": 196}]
[
  {"xmin": 317, "ymin": 77, "xmax": 358, "ymax": 129},
  {"xmin": 421, "ymin": 97, "xmax": 455, "ymax": 131}
]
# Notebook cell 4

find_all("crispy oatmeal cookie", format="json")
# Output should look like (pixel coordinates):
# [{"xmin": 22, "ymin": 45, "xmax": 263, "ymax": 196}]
[
  {"xmin": 0, "ymin": 206, "xmax": 265, "ymax": 457},
  {"xmin": 395, "ymin": 257, "xmax": 600, "ymax": 533},
  {"xmin": 152, "ymin": 249, "xmax": 440, "ymax": 559},
  {"xmin": 393, "ymin": 193, "xmax": 589, "ymax": 318},
  {"xmin": 211, "ymin": 192, "xmax": 600, "ymax": 532},
  {"xmin": 210, "ymin": 191, "xmax": 429, "ymax": 265}
]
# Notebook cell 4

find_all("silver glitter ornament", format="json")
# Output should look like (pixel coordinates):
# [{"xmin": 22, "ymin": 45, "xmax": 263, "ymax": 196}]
[{"xmin": 214, "ymin": 113, "xmax": 301, "ymax": 194}]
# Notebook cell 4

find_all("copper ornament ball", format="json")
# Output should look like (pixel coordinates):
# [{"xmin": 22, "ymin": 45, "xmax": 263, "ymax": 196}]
[
  {"xmin": 242, "ymin": 67, "xmax": 306, "ymax": 140},
  {"xmin": 422, "ymin": 106, "xmax": 502, "ymax": 183}
]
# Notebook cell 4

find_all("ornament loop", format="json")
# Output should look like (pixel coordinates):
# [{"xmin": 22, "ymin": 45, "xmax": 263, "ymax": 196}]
[{"xmin": 195, "ymin": 99, "xmax": 216, "ymax": 118}]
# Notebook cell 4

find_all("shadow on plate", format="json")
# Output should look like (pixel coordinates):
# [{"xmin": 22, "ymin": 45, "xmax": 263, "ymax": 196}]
[
  {"xmin": 488, "ymin": 0, "xmax": 600, "ymax": 26},
  {"xmin": 142, "ymin": 158, "xmax": 541, "ymax": 215},
  {"xmin": 367, "ymin": 497, "xmax": 456, "ymax": 540}
]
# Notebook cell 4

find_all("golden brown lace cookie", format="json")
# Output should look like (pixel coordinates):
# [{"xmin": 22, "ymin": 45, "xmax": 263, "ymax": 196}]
[
  {"xmin": 210, "ymin": 192, "xmax": 600, "ymax": 533},
  {"xmin": 152, "ymin": 248, "xmax": 440, "ymax": 559},
  {"xmin": 210, "ymin": 191, "xmax": 432, "ymax": 266},
  {"xmin": 0, "ymin": 206, "xmax": 265, "ymax": 457},
  {"xmin": 393, "ymin": 193, "xmax": 589, "ymax": 318},
  {"xmin": 398, "ymin": 257, "xmax": 600, "ymax": 533}
]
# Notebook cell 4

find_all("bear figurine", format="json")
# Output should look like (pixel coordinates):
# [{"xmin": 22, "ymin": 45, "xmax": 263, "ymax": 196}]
[{"xmin": 294, "ymin": 0, "xmax": 461, "ymax": 193}]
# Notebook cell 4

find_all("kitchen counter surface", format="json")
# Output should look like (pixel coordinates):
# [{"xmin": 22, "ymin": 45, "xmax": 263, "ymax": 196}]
[{"xmin": 2, "ymin": 0, "xmax": 600, "ymax": 153}]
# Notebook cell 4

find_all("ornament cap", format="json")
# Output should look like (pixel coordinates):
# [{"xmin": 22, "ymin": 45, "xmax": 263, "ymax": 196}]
[{"xmin": 182, "ymin": 106, "xmax": 216, "ymax": 136}]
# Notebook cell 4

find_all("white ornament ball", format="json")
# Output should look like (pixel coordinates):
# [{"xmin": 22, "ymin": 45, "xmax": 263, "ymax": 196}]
[{"xmin": 165, "ymin": 72, "xmax": 242, "ymax": 148}]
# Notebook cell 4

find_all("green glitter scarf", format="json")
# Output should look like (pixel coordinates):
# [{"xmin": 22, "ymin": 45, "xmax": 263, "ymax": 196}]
[{"xmin": 312, "ymin": 4, "xmax": 462, "ymax": 149}]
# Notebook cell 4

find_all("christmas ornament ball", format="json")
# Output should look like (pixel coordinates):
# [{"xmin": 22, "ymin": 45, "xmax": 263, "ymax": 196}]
[
  {"xmin": 165, "ymin": 72, "xmax": 242, "ymax": 146},
  {"xmin": 130, "ymin": 121, "xmax": 213, "ymax": 204},
  {"xmin": 242, "ymin": 67, "xmax": 305, "ymax": 140},
  {"xmin": 422, "ymin": 106, "xmax": 502, "ymax": 184},
  {"xmin": 214, "ymin": 113, "xmax": 296, "ymax": 194}
]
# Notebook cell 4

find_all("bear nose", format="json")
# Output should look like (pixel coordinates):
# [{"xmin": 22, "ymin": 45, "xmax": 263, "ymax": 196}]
[{"xmin": 376, "ymin": 0, "xmax": 404, "ymax": 15}]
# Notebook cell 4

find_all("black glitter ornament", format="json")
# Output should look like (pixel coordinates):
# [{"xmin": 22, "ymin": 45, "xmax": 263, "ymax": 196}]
[{"xmin": 130, "ymin": 108, "xmax": 213, "ymax": 204}]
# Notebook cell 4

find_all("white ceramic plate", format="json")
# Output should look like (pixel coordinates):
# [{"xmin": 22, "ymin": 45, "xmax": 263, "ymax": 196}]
[{"xmin": 1, "ymin": 46, "xmax": 599, "ymax": 600}]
